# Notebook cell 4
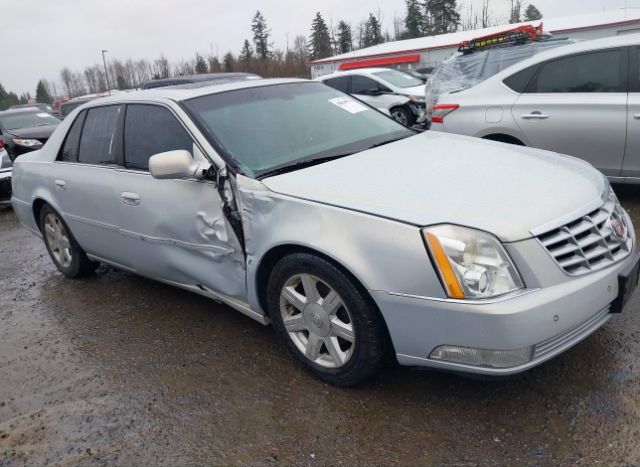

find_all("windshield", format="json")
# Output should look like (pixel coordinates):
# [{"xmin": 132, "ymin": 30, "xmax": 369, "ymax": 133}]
[
  {"xmin": 373, "ymin": 70, "xmax": 423, "ymax": 88},
  {"xmin": 0, "ymin": 111, "xmax": 60, "ymax": 130},
  {"xmin": 184, "ymin": 82, "xmax": 413, "ymax": 178}
]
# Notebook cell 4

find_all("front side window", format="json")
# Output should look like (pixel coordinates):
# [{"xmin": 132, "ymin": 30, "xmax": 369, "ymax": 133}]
[
  {"xmin": 78, "ymin": 105, "xmax": 122, "ymax": 165},
  {"xmin": 59, "ymin": 111, "xmax": 86, "ymax": 162},
  {"xmin": 323, "ymin": 77, "xmax": 350, "ymax": 93},
  {"xmin": 532, "ymin": 49, "xmax": 623, "ymax": 93},
  {"xmin": 123, "ymin": 105, "xmax": 193, "ymax": 170},
  {"xmin": 351, "ymin": 75, "xmax": 389, "ymax": 94},
  {"xmin": 184, "ymin": 82, "xmax": 412, "ymax": 178}
]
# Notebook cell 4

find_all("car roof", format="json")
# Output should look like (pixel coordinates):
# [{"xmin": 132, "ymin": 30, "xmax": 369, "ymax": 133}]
[
  {"xmin": 142, "ymin": 72, "xmax": 261, "ymax": 89},
  {"xmin": 0, "ymin": 107, "xmax": 45, "ymax": 116},
  {"xmin": 77, "ymin": 78, "xmax": 309, "ymax": 107},
  {"xmin": 492, "ymin": 33, "xmax": 640, "ymax": 79}
]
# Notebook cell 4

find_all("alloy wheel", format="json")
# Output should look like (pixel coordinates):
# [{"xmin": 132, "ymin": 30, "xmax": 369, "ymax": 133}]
[
  {"xmin": 43, "ymin": 213, "xmax": 73, "ymax": 268},
  {"xmin": 279, "ymin": 273, "xmax": 356, "ymax": 368}
]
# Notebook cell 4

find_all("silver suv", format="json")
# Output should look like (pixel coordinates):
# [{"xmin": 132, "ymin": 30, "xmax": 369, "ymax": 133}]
[{"xmin": 430, "ymin": 34, "xmax": 640, "ymax": 182}]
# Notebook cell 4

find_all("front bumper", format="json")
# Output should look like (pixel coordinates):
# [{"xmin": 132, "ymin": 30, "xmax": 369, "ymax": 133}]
[
  {"xmin": 0, "ymin": 169, "xmax": 12, "ymax": 205},
  {"xmin": 371, "ymin": 249, "xmax": 637, "ymax": 375}
]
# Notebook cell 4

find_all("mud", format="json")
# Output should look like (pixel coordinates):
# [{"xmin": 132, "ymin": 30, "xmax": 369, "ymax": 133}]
[{"xmin": 1, "ymin": 187, "xmax": 640, "ymax": 465}]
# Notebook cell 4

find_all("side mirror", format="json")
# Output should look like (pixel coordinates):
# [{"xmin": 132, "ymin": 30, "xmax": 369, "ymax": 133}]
[{"xmin": 149, "ymin": 150, "xmax": 203, "ymax": 180}]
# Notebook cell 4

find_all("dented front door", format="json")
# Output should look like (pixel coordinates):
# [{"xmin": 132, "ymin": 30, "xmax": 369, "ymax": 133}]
[{"xmin": 113, "ymin": 170, "xmax": 246, "ymax": 300}]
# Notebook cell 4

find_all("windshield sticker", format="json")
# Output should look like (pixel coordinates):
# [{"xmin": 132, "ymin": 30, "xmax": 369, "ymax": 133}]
[
  {"xmin": 37, "ymin": 113, "xmax": 50, "ymax": 118},
  {"xmin": 329, "ymin": 97, "xmax": 368, "ymax": 114}
]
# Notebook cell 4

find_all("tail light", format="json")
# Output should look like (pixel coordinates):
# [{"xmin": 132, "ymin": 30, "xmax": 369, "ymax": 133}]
[
  {"xmin": 431, "ymin": 104, "xmax": 459, "ymax": 123},
  {"xmin": 0, "ymin": 139, "xmax": 4, "ymax": 150}
]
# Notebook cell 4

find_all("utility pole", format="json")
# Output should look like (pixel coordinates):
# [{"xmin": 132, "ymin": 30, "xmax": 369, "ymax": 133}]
[{"xmin": 101, "ymin": 49, "xmax": 111, "ymax": 95}]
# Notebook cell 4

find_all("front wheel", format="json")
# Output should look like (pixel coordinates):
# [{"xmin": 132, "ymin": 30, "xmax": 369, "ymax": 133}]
[
  {"xmin": 267, "ymin": 253, "xmax": 388, "ymax": 386},
  {"xmin": 390, "ymin": 106, "xmax": 415, "ymax": 127}
]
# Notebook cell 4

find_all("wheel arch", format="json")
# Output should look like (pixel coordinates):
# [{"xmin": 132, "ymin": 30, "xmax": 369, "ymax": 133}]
[{"xmin": 481, "ymin": 133, "xmax": 525, "ymax": 146}]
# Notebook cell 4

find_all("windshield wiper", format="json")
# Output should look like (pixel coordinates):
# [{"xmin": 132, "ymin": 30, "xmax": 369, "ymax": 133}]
[
  {"xmin": 366, "ymin": 134, "xmax": 413, "ymax": 150},
  {"xmin": 258, "ymin": 153, "xmax": 355, "ymax": 179}
]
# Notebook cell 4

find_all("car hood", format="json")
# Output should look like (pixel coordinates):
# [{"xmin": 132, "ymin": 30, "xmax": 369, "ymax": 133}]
[
  {"xmin": 7, "ymin": 124, "xmax": 59, "ymax": 139},
  {"xmin": 261, "ymin": 132, "xmax": 606, "ymax": 242}
]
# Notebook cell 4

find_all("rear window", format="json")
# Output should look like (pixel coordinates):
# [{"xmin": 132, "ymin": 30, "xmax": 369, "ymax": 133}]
[{"xmin": 78, "ymin": 106, "xmax": 121, "ymax": 165}]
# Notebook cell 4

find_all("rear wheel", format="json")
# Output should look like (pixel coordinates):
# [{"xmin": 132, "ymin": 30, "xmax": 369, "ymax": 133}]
[
  {"xmin": 390, "ymin": 106, "xmax": 415, "ymax": 127},
  {"xmin": 39, "ymin": 204, "xmax": 97, "ymax": 278},
  {"xmin": 267, "ymin": 253, "xmax": 388, "ymax": 386}
]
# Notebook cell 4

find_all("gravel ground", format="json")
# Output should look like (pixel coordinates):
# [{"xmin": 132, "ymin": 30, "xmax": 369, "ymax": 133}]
[{"xmin": 1, "ymin": 186, "xmax": 640, "ymax": 466}]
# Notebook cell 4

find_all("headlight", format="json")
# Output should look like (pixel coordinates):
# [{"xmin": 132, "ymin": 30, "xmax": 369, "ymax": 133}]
[
  {"xmin": 13, "ymin": 138, "xmax": 42, "ymax": 147},
  {"xmin": 423, "ymin": 225, "xmax": 524, "ymax": 299}
]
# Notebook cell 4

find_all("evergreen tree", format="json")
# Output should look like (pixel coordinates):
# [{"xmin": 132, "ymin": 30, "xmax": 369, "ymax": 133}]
[
  {"xmin": 35, "ymin": 80, "xmax": 52, "ymax": 104},
  {"xmin": 194, "ymin": 53, "xmax": 208, "ymax": 74},
  {"xmin": 336, "ymin": 21, "xmax": 353, "ymax": 54},
  {"xmin": 427, "ymin": 0, "xmax": 460, "ymax": 34},
  {"xmin": 363, "ymin": 14, "xmax": 384, "ymax": 47},
  {"xmin": 240, "ymin": 39, "xmax": 254, "ymax": 62},
  {"xmin": 404, "ymin": 0, "xmax": 425, "ymax": 39},
  {"xmin": 251, "ymin": 11, "xmax": 272, "ymax": 60},
  {"xmin": 309, "ymin": 12, "xmax": 333, "ymax": 60},
  {"xmin": 116, "ymin": 75, "xmax": 127, "ymax": 90},
  {"xmin": 208, "ymin": 56, "xmax": 222, "ymax": 72},
  {"xmin": 508, "ymin": 0, "xmax": 522, "ymax": 23},
  {"xmin": 223, "ymin": 52, "xmax": 235, "ymax": 71},
  {"xmin": 524, "ymin": 4, "xmax": 542, "ymax": 21}
]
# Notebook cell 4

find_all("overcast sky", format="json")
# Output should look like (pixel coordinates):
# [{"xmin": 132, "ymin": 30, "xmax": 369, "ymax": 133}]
[{"xmin": 0, "ymin": 0, "xmax": 634, "ymax": 95}]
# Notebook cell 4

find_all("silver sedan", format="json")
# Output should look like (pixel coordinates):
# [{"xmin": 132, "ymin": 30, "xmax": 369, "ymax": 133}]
[{"xmin": 10, "ymin": 78, "xmax": 640, "ymax": 385}]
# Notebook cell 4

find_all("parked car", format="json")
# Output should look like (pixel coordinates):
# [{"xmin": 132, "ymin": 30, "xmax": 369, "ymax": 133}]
[
  {"xmin": 317, "ymin": 68, "xmax": 427, "ymax": 127},
  {"xmin": 51, "ymin": 97, "xmax": 70, "ymax": 116},
  {"xmin": 11, "ymin": 78, "xmax": 639, "ymax": 386},
  {"xmin": 60, "ymin": 96, "xmax": 97, "ymax": 119},
  {"xmin": 429, "ymin": 34, "xmax": 640, "ymax": 182},
  {"xmin": 9, "ymin": 103, "xmax": 55, "ymax": 114},
  {"xmin": 0, "ymin": 148, "xmax": 11, "ymax": 206},
  {"xmin": 0, "ymin": 108, "xmax": 60, "ymax": 160},
  {"xmin": 141, "ymin": 72, "xmax": 262, "ymax": 90}
]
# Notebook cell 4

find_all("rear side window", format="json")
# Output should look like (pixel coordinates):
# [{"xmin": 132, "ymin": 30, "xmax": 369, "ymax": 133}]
[
  {"xmin": 78, "ymin": 106, "xmax": 122, "ymax": 165},
  {"xmin": 59, "ymin": 111, "xmax": 86, "ymax": 162},
  {"xmin": 532, "ymin": 49, "xmax": 624, "ymax": 93},
  {"xmin": 503, "ymin": 65, "xmax": 539, "ymax": 93},
  {"xmin": 123, "ymin": 105, "xmax": 193, "ymax": 170},
  {"xmin": 323, "ymin": 76, "xmax": 350, "ymax": 93}
]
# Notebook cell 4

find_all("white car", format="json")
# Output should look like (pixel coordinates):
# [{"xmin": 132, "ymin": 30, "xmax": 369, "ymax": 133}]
[
  {"xmin": 429, "ymin": 34, "xmax": 640, "ymax": 183},
  {"xmin": 317, "ymin": 68, "xmax": 427, "ymax": 126}
]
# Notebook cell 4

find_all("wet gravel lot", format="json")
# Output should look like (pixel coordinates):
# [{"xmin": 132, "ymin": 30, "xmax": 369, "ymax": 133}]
[{"xmin": 1, "ymin": 187, "xmax": 640, "ymax": 466}]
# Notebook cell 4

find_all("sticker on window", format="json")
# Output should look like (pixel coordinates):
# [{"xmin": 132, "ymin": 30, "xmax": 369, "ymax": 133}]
[
  {"xmin": 328, "ymin": 97, "xmax": 368, "ymax": 114},
  {"xmin": 37, "ymin": 113, "xmax": 50, "ymax": 118}
]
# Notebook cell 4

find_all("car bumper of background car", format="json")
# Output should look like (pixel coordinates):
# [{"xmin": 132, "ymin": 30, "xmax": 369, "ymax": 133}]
[
  {"xmin": 0, "ymin": 169, "xmax": 12, "ymax": 205},
  {"xmin": 370, "ymin": 249, "xmax": 638, "ymax": 375}
]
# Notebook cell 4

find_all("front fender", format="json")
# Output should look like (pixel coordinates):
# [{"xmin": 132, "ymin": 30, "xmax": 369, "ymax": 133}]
[{"xmin": 236, "ymin": 176, "xmax": 446, "ymax": 314}]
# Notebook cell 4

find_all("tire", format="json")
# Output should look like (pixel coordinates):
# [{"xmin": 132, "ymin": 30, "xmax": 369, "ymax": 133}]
[
  {"xmin": 39, "ymin": 204, "xmax": 97, "ymax": 278},
  {"xmin": 267, "ymin": 252, "xmax": 388, "ymax": 386},
  {"xmin": 390, "ymin": 106, "xmax": 415, "ymax": 127}
]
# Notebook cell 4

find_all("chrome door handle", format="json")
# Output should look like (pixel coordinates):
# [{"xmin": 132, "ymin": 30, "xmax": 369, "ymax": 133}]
[
  {"xmin": 54, "ymin": 179, "xmax": 66, "ymax": 190},
  {"xmin": 634, "ymin": 114, "xmax": 640, "ymax": 120},
  {"xmin": 522, "ymin": 112, "xmax": 549, "ymax": 120},
  {"xmin": 121, "ymin": 192, "xmax": 140, "ymax": 206}
]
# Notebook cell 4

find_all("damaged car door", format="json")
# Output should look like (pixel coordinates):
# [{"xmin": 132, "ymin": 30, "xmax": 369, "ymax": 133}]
[{"xmin": 112, "ymin": 103, "xmax": 246, "ymax": 299}]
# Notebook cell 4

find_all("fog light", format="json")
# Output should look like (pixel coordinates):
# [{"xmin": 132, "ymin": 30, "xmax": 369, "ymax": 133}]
[{"xmin": 429, "ymin": 345, "xmax": 534, "ymax": 369}]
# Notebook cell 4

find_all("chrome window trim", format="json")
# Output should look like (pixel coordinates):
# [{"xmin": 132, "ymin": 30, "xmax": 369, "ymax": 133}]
[{"xmin": 384, "ymin": 288, "xmax": 539, "ymax": 304}]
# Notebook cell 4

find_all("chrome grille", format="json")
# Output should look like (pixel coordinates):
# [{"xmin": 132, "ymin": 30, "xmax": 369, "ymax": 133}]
[{"xmin": 537, "ymin": 190, "xmax": 632, "ymax": 276}]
